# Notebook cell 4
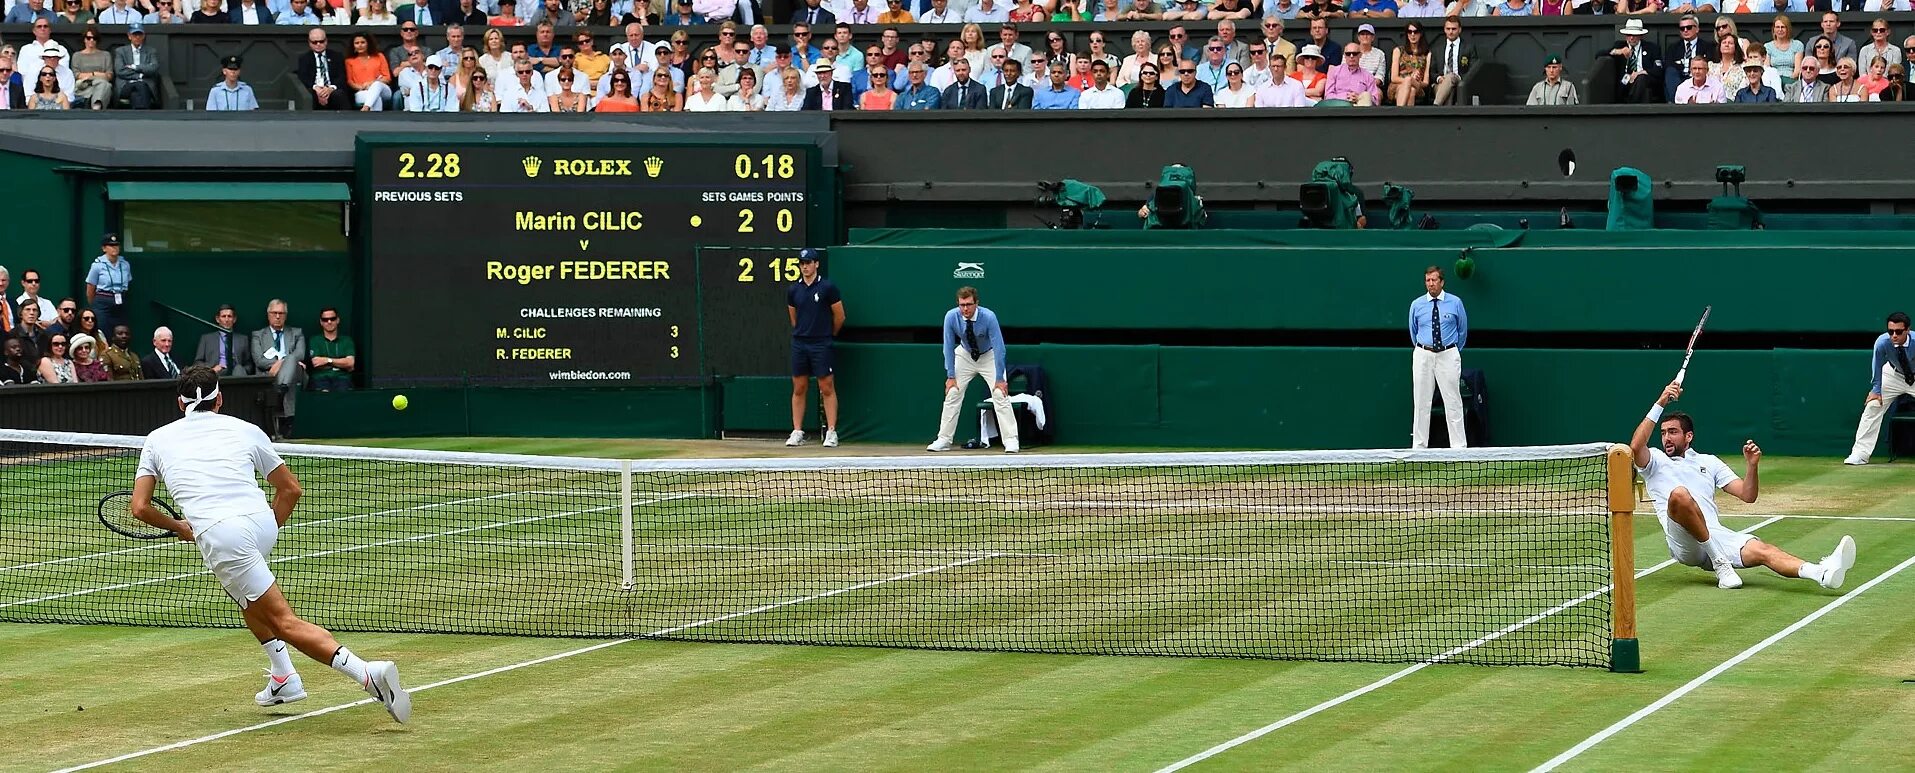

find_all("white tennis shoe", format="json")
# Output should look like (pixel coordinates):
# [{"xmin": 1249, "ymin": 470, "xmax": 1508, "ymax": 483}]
[
  {"xmin": 1712, "ymin": 557, "xmax": 1743, "ymax": 589},
  {"xmin": 822, "ymin": 430, "xmax": 839, "ymax": 448},
  {"xmin": 1818, "ymin": 535, "xmax": 1857, "ymax": 590},
  {"xmin": 1843, "ymin": 455, "xmax": 1869, "ymax": 466},
  {"xmin": 364, "ymin": 660, "xmax": 411, "ymax": 723},
  {"xmin": 1004, "ymin": 439, "xmax": 1019, "ymax": 454},
  {"xmin": 926, "ymin": 438, "xmax": 953, "ymax": 452},
  {"xmin": 785, "ymin": 430, "xmax": 806, "ymax": 447},
  {"xmin": 255, "ymin": 671, "xmax": 306, "ymax": 707}
]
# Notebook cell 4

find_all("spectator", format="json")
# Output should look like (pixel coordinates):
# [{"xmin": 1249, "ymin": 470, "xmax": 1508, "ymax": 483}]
[
  {"xmin": 1526, "ymin": 52, "xmax": 1578, "ymax": 103},
  {"xmin": 1325, "ymin": 42, "xmax": 1380, "ymax": 103},
  {"xmin": 640, "ymin": 67, "xmax": 679, "ymax": 110},
  {"xmin": 1065, "ymin": 53, "xmax": 1094, "ymax": 89},
  {"xmin": 5, "ymin": 0, "xmax": 56, "ymax": 24},
  {"xmin": 1, "ymin": 338, "xmax": 34, "ymax": 385},
  {"xmin": 437, "ymin": 25, "xmax": 472, "ymax": 71},
  {"xmin": 661, "ymin": 0, "xmax": 697, "ymax": 23},
  {"xmin": 854, "ymin": 66, "xmax": 893, "ymax": 108},
  {"xmin": 959, "ymin": 24, "xmax": 992, "ymax": 70},
  {"xmin": 1673, "ymin": 56, "xmax": 1723, "ymax": 102},
  {"xmin": 501, "ymin": 61, "xmax": 550, "ymax": 111},
  {"xmin": 187, "ymin": 0, "xmax": 229, "ymax": 20},
  {"xmin": 1210, "ymin": 0, "xmax": 1255, "ymax": 15},
  {"xmin": 544, "ymin": 46, "xmax": 586, "ymax": 96},
  {"xmin": 70, "ymin": 28, "xmax": 111, "ymax": 109},
  {"xmin": 1120, "ymin": 0, "xmax": 1164, "ymax": 18},
  {"xmin": 1301, "ymin": 18, "xmax": 1338, "ymax": 62},
  {"xmin": 463, "ymin": 68, "xmax": 499, "ymax": 110},
  {"xmin": 102, "ymin": 324, "xmax": 141, "ymax": 380},
  {"xmin": 476, "ymin": 28, "xmax": 511, "ymax": 81},
  {"xmin": 1163, "ymin": 0, "xmax": 1203, "ymax": 19},
  {"xmin": 346, "ymin": 33, "xmax": 395, "ymax": 111},
  {"xmin": 594, "ymin": 68, "xmax": 640, "ymax": 109},
  {"xmin": 578, "ymin": 0, "xmax": 609, "ymax": 23},
  {"xmin": 1429, "ymin": 17, "xmax": 1471, "ymax": 104},
  {"xmin": 804, "ymin": 60, "xmax": 852, "ymax": 109},
  {"xmin": 683, "ymin": 66, "xmax": 723, "ymax": 110},
  {"xmin": 7, "ymin": 303, "xmax": 43, "ymax": 368},
  {"xmin": 991, "ymin": 22, "xmax": 1033, "ymax": 64},
  {"xmin": 1268, "ymin": 0, "xmax": 1303, "ymax": 15},
  {"xmin": 37, "ymin": 333, "xmax": 74, "ymax": 383},
  {"xmin": 1078, "ymin": 60, "xmax": 1123, "ymax": 107},
  {"xmin": 963, "ymin": 0, "xmax": 1008, "ymax": 21},
  {"xmin": 1254, "ymin": 52, "xmax": 1310, "ymax": 104},
  {"xmin": 94, "ymin": 0, "xmax": 138, "ymax": 23},
  {"xmin": 206, "ymin": 54, "xmax": 259, "ymax": 110},
  {"xmin": 919, "ymin": 0, "xmax": 959, "ymax": 21},
  {"xmin": 793, "ymin": 0, "xmax": 834, "ymax": 23},
  {"xmin": 939, "ymin": 58, "xmax": 987, "ymax": 107},
  {"xmin": 15, "ymin": 270, "xmax": 54, "ymax": 328},
  {"xmin": 1025, "ymin": 61, "xmax": 1074, "ymax": 107},
  {"xmin": 764, "ymin": 66, "xmax": 802, "ymax": 110},
  {"xmin": 895, "ymin": 61, "xmax": 940, "ymax": 108},
  {"xmin": 1712, "ymin": 34, "xmax": 1747, "ymax": 95},
  {"xmin": 1349, "ymin": 0, "xmax": 1396, "ymax": 15},
  {"xmin": 69, "ymin": 333, "xmax": 107, "ymax": 382},
  {"xmin": 550, "ymin": 65, "xmax": 590, "ymax": 109},
  {"xmin": 1295, "ymin": 43, "xmax": 1328, "ymax": 98},
  {"xmin": 1883, "ymin": 62, "xmax": 1908, "ymax": 101},
  {"xmin": 389, "ymin": 23, "xmax": 426, "ymax": 72},
  {"xmin": 525, "ymin": 23, "xmax": 561, "ymax": 73},
  {"xmin": 1663, "ymin": 14, "xmax": 1705, "ymax": 100},
  {"xmin": 251, "ymin": 299, "xmax": 306, "ymax": 439},
  {"xmin": 278, "ymin": 0, "xmax": 322, "ymax": 22},
  {"xmin": 83, "ymin": 233, "xmax": 130, "ymax": 334},
  {"xmin": 55, "ymin": 0, "xmax": 90, "ymax": 24},
  {"xmin": 1008, "ymin": 0, "xmax": 1041, "ymax": 20},
  {"xmin": 1165, "ymin": 58, "xmax": 1214, "ymax": 106},
  {"xmin": 1860, "ymin": 53, "xmax": 1892, "ymax": 95},
  {"xmin": 193, "ymin": 304, "xmax": 253, "ymax": 375},
  {"xmin": 1784, "ymin": 58, "xmax": 1827, "ymax": 100},
  {"xmin": 141, "ymin": 325, "xmax": 181, "ymax": 378},
  {"xmin": 35, "ymin": 46, "xmax": 74, "ymax": 101},
  {"xmin": 1492, "ymin": 0, "xmax": 1529, "ymax": 13},
  {"xmin": 0, "ymin": 267, "xmax": 10, "ymax": 331},
  {"xmin": 1827, "ymin": 55, "xmax": 1874, "ymax": 100},
  {"xmin": 1809, "ymin": 35, "xmax": 1839, "ymax": 83},
  {"xmin": 72, "ymin": 307, "xmax": 101, "ymax": 345},
  {"xmin": 1859, "ymin": 19, "xmax": 1900, "ymax": 71},
  {"xmin": 1744, "ymin": 44, "xmax": 1783, "ymax": 93},
  {"xmin": 1299, "ymin": 0, "xmax": 1346, "ymax": 17},
  {"xmin": 30, "ymin": 65, "xmax": 68, "ymax": 109},
  {"xmin": 1733, "ymin": 61, "xmax": 1779, "ymax": 101},
  {"xmin": 1390, "ymin": 20, "xmax": 1430, "ymax": 104},
  {"xmin": 295, "ymin": 29, "xmax": 351, "ymax": 111},
  {"xmin": 879, "ymin": 0, "xmax": 913, "ymax": 22},
  {"xmin": 848, "ymin": 44, "xmax": 885, "ymax": 98},
  {"xmin": 144, "ymin": 0, "xmax": 191, "ymax": 23},
  {"xmin": 1195, "ymin": 36, "xmax": 1231, "ymax": 88},
  {"xmin": 618, "ymin": 0, "xmax": 659, "ymax": 25},
  {"xmin": 48, "ymin": 298, "xmax": 77, "ymax": 338},
  {"xmin": 228, "ymin": 0, "xmax": 274, "ymax": 23},
  {"xmin": 399, "ymin": 53, "xmax": 451, "ymax": 110},
  {"xmin": 363, "ymin": 0, "xmax": 399, "ymax": 22},
  {"xmin": 574, "ymin": 31, "xmax": 610, "ymax": 89},
  {"xmin": 1348, "ymin": 23, "xmax": 1385, "ymax": 78},
  {"xmin": 1214, "ymin": 61, "xmax": 1256, "ymax": 105},
  {"xmin": 1400, "ymin": 0, "xmax": 1443, "ymax": 14},
  {"xmin": 307, "ymin": 308, "xmax": 355, "ymax": 391},
  {"xmin": 1127, "ymin": 61, "xmax": 1166, "ymax": 105},
  {"xmin": 1813, "ymin": 11, "xmax": 1858, "ymax": 64},
  {"xmin": 112, "ymin": 24, "xmax": 161, "ymax": 109},
  {"xmin": 1609, "ymin": 18, "xmax": 1662, "ymax": 102},
  {"xmin": 1117, "ymin": 30, "xmax": 1154, "ymax": 84},
  {"xmin": 1766, "ymin": 16, "xmax": 1805, "ymax": 89},
  {"xmin": 732, "ymin": 67, "xmax": 766, "ymax": 109}
]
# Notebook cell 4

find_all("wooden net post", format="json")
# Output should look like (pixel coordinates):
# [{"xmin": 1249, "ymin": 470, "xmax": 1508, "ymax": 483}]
[{"xmin": 1607, "ymin": 444, "xmax": 1641, "ymax": 673}]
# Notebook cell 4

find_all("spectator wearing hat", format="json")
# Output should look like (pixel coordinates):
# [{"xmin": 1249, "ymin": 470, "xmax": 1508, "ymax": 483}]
[
  {"xmin": 785, "ymin": 248, "xmax": 843, "ymax": 448},
  {"xmin": 1293, "ymin": 43, "xmax": 1329, "ymax": 98},
  {"xmin": 400, "ymin": 51, "xmax": 456, "ymax": 110},
  {"xmin": 1526, "ymin": 53, "xmax": 1578, "ymax": 103},
  {"xmin": 491, "ymin": 0, "xmax": 523, "ymax": 23},
  {"xmin": 112, "ymin": 24, "xmax": 162, "ymax": 109},
  {"xmin": 1733, "ymin": 61, "xmax": 1780, "ymax": 101},
  {"xmin": 1352, "ymin": 23, "xmax": 1387, "ymax": 78},
  {"xmin": 803, "ymin": 60, "xmax": 852, "ymax": 109},
  {"xmin": 68, "ymin": 333, "xmax": 109, "ymax": 383},
  {"xmin": 1607, "ymin": 18, "xmax": 1663, "ymax": 103},
  {"xmin": 36, "ymin": 45, "xmax": 75, "ymax": 103},
  {"xmin": 207, "ymin": 55, "xmax": 260, "ymax": 110},
  {"xmin": 86, "ymin": 233, "xmax": 132, "ymax": 335}
]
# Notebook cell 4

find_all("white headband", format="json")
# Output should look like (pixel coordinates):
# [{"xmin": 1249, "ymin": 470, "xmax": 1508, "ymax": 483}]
[{"xmin": 182, "ymin": 385, "xmax": 220, "ymax": 412}]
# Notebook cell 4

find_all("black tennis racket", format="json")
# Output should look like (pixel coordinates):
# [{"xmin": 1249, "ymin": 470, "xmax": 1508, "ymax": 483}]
[{"xmin": 98, "ymin": 491, "xmax": 185, "ymax": 540}]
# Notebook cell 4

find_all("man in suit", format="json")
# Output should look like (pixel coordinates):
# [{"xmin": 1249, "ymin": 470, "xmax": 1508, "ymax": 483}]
[
  {"xmin": 398, "ymin": 0, "xmax": 464, "ymax": 26},
  {"xmin": 1609, "ymin": 18, "xmax": 1664, "ymax": 103},
  {"xmin": 1783, "ymin": 59, "xmax": 1829, "ymax": 102},
  {"xmin": 793, "ymin": 0, "xmax": 834, "ymax": 25},
  {"xmin": 988, "ymin": 58, "xmax": 1033, "ymax": 108},
  {"xmin": 112, "ymin": 25, "xmax": 163, "ymax": 109},
  {"xmin": 1430, "ymin": 16, "xmax": 1474, "ymax": 105},
  {"xmin": 296, "ymin": 27, "xmax": 353, "ymax": 111},
  {"xmin": 194, "ymin": 304, "xmax": 255, "ymax": 376},
  {"xmin": 250, "ymin": 299, "xmax": 307, "ymax": 439},
  {"xmin": 1663, "ymin": 14, "xmax": 1705, "ymax": 103},
  {"xmin": 141, "ymin": 326, "xmax": 183, "ymax": 379},
  {"xmin": 0, "ymin": 58, "xmax": 24, "ymax": 110},
  {"xmin": 802, "ymin": 60, "xmax": 853, "ymax": 109},
  {"xmin": 940, "ymin": 58, "xmax": 987, "ymax": 109}
]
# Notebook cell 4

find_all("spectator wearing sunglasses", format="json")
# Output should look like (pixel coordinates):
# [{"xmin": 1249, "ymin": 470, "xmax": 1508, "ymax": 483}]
[
  {"xmin": 1324, "ymin": 42, "xmax": 1380, "ymax": 103},
  {"xmin": 307, "ymin": 308, "xmax": 356, "ymax": 392},
  {"xmin": 1164, "ymin": 58, "xmax": 1214, "ymax": 106}
]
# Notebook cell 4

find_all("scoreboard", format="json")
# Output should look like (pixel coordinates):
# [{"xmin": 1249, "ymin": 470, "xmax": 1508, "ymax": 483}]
[{"xmin": 358, "ymin": 137, "xmax": 819, "ymax": 387}]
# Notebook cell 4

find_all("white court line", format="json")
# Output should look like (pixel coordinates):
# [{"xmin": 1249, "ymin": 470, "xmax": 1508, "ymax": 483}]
[
  {"xmin": 1152, "ymin": 516, "xmax": 1786, "ymax": 773},
  {"xmin": 0, "ymin": 492, "xmax": 523, "ymax": 573},
  {"xmin": 49, "ymin": 552, "xmax": 1000, "ymax": 773},
  {"xmin": 1530, "ymin": 549, "xmax": 1915, "ymax": 773},
  {"xmin": 0, "ymin": 496, "xmax": 688, "ymax": 611},
  {"xmin": 633, "ymin": 542, "xmax": 1606, "ymax": 573}
]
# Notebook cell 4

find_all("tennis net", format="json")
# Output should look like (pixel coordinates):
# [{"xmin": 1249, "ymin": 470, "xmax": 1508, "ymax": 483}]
[{"xmin": 0, "ymin": 429, "xmax": 1636, "ymax": 668}]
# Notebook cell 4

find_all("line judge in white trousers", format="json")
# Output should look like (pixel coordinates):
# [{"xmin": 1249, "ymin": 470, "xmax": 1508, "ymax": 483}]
[
  {"xmin": 1845, "ymin": 311, "xmax": 1914, "ymax": 465},
  {"xmin": 929, "ymin": 286, "xmax": 1018, "ymax": 453},
  {"xmin": 1409, "ymin": 265, "xmax": 1469, "ymax": 449}
]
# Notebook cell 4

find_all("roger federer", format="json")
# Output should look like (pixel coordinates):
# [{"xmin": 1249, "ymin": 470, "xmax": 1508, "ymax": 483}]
[
  {"xmin": 131, "ymin": 366, "xmax": 411, "ymax": 722},
  {"xmin": 1631, "ymin": 380, "xmax": 1856, "ymax": 591}
]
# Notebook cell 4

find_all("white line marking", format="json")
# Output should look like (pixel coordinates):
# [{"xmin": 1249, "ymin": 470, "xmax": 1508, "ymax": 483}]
[
  {"xmin": 1530, "ymin": 549, "xmax": 1915, "ymax": 773},
  {"xmin": 633, "ymin": 542, "xmax": 1606, "ymax": 572},
  {"xmin": 1152, "ymin": 516, "xmax": 1786, "ymax": 773},
  {"xmin": 0, "ymin": 493, "xmax": 522, "ymax": 573},
  {"xmin": 50, "ymin": 553, "xmax": 998, "ymax": 773}
]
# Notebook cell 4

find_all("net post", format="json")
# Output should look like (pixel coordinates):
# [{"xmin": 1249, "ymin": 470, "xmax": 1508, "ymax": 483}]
[
  {"xmin": 619, "ymin": 460, "xmax": 635, "ymax": 592},
  {"xmin": 1607, "ymin": 443, "xmax": 1642, "ymax": 673}
]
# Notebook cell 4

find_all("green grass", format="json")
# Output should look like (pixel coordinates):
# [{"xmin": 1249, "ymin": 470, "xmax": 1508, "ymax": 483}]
[{"xmin": 4, "ymin": 452, "xmax": 1915, "ymax": 771}]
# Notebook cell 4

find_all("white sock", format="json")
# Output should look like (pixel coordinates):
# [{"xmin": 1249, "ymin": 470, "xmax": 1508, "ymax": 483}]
[
  {"xmin": 1799, "ymin": 562, "xmax": 1825, "ymax": 583},
  {"xmin": 262, "ymin": 638, "xmax": 296, "ymax": 678},
  {"xmin": 329, "ymin": 646, "xmax": 371, "ymax": 688}
]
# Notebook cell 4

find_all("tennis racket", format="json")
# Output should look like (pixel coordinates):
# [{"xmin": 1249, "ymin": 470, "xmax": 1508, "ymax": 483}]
[
  {"xmin": 1673, "ymin": 305, "xmax": 1712, "ymax": 386},
  {"xmin": 97, "ymin": 491, "xmax": 185, "ymax": 540}
]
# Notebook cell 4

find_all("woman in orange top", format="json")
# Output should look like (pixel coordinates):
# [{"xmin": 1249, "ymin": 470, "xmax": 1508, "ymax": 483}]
[
  {"xmin": 596, "ymin": 70, "xmax": 640, "ymax": 111},
  {"xmin": 641, "ymin": 69, "xmax": 681, "ymax": 111},
  {"xmin": 346, "ymin": 32, "xmax": 395, "ymax": 110},
  {"xmin": 859, "ymin": 68, "xmax": 897, "ymax": 109}
]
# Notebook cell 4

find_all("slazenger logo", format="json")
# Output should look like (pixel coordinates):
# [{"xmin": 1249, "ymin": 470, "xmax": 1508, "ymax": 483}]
[{"xmin": 953, "ymin": 262, "xmax": 985, "ymax": 279}]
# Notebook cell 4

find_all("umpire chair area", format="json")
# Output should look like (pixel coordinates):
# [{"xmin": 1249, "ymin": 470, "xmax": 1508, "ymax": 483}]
[
  {"xmin": 975, "ymin": 365, "xmax": 1054, "ymax": 449},
  {"xmin": 1430, "ymin": 368, "xmax": 1491, "ymax": 448}
]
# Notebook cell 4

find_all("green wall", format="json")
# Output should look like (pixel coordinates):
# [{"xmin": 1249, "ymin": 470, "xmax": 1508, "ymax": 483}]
[
  {"xmin": 298, "ymin": 386, "xmax": 711, "ymax": 439},
  {"xmin": 139, "ymin": 252, "xmax": 356, "ymax": 346},
  {"xmin": 825, "ymin": 343, "xmax": 1871, "ymax": 457},
  {"xmin": 0, "ymin": 153, "xmax": 83, "ymax": 308}
]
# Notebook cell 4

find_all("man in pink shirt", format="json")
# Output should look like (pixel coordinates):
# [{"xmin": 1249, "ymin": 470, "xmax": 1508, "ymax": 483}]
[
  {"xmin": 1323, "ymin": 43, "xmax": 1379, "ymax": 105},
  {"xmin": 1672, "ymin": 56, "xmax": 1722, "ymax": 104}
]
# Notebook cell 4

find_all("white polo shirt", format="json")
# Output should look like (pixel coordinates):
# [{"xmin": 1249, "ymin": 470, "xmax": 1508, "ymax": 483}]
[
  {"xmin": 136, "ymin": 411, "xmax": 284, "ymax": 531},
  {"xmin": 1636, "ymin": 446, "xmax": 1737, "ymax": 520}
]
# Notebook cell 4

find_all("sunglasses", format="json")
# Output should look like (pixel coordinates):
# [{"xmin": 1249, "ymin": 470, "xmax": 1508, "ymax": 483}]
[
  {"xmin": 1874, "ymin": 27, "xmax": 1890, "ymax": 32},
  {"xmin": 1250, "ymin": 48, "xmax": 1265, "ymax": 54},
  {"xmin": 51, "ymin": 341, "xmax": 67, "ymax": 347},
  {"xmin": 23, "ymin": 278, "xmax": 38, "ymax": 284},
  {"xmin": 1177, "ymin": 68, "xmax": 1194, "ymax": 73},
  {"xmin": 319, "ymin": 316, "xmax": 340, "ymax": 322},
  {"xmin": 1680, "ymin": 24, "xmax": 1696, "ymax": 30},
  {"xmin": 1344, "ymin": 51, "xmax": 1359, "ymax": 56},
  {"xmin": 60, "ymin": 307, "xmax": 77, "ymax": 313}
]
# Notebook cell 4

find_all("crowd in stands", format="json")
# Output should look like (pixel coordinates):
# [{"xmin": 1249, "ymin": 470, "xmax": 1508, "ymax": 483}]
[
  {"xmin": 0, "ymin": 259, "xmax": 355, "ymax": 434},
  {"xmin": 3, "ymin": 1, "xmax": 1913, "ymax": 110}
]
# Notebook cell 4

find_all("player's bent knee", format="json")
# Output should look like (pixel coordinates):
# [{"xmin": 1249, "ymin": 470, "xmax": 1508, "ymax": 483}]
[{"xmin": 1668, "ymin": 486, "xmax": 1696, "ymax": 508}]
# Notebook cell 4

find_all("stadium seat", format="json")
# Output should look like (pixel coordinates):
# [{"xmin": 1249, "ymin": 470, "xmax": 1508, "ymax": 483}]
[{"xmin": 1889, "ymin": 396, "xmax": 1915, "ymax": 461}]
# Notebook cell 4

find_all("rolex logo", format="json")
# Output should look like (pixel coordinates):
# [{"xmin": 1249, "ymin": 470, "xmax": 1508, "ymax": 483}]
[
  {"xmin": 643, "ymin": 156, "xmax": 664, "ymax": 178},
  {"xmin": 521, "ymin": 155, "xmax": 543, "ymax": 178}
]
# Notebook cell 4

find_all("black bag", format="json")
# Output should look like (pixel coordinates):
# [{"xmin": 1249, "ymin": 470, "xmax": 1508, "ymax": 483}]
[
  {"xmin": 1890, "ymin": 395, "xmax": 1915, "ymax": 460},
  {"xmin": 1430, "ymin": 367, "xmax": 1489, "ymax": 447}
]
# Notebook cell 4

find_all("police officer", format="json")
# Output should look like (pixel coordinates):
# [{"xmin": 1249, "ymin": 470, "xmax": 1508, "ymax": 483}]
[{"xmin": 786, "ymin": 247, "xmax": 845, "ymax": 448}]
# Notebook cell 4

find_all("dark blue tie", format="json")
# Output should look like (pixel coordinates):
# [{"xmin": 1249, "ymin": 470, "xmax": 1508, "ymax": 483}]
[
  {"xmin": 1431, "ymin": 297, "xmax": 1442, "ymax": 347},
  {"xmin": 965, "ymin": 317, "xmax": 980, "ymax": 358}
]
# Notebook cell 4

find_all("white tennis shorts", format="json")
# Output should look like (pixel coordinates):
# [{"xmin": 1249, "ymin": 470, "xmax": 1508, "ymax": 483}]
[
  {"xmin": 1658, "ymin": 512, "xmax": 1754, "ymax": 570},
  {"xmin": 195, "ymin": 511, "xmax": 280, "ymax": 608}
]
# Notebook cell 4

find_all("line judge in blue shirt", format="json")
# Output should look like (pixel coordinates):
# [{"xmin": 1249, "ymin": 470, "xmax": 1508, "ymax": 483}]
[
  {"xmin": 930, "ymin": 286, "xmax": 1018, "ymax": 453},
  {"xmin": 1844, "ymin": 311, "xmax": 1913, "ymax": 465},
  {"xmin": 786, "ymin": 248, "xmax": 845, "ymax": 449},
  {"xmin": 1408, "ymin": 264, "xmax": 1468, "ymax": 449}
]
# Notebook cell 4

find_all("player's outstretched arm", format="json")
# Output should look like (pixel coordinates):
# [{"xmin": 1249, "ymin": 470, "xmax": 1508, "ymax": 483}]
[
  {"xmin": 131, "ymin": 474, "xmax": 192, "ymax": 541},
  {"xmin": 1630, "ymin": 381, "xmax": 1682, "ymax": 467},
  {"xmin": 266, "ymin": 464, "xmax": 303, "ymax": 528},
  {"xmin": 1724, "ymin": 439, "xmax": 1760, "ymax": 504}
]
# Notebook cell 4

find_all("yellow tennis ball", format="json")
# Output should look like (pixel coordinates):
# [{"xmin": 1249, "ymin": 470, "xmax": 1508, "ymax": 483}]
[{"xmin": 392, "ymin": 395, "xmax": 409, "ymax": 411}]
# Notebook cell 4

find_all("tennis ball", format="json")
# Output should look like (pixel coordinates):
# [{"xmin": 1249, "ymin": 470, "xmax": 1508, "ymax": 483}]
[
  {"xmin": 392, "ymin": 395, "xmax": 410, "ymax": 411},
  {"xmin": 1454, "ymin": 256, "xmax": 1476, "ymax": 280}
]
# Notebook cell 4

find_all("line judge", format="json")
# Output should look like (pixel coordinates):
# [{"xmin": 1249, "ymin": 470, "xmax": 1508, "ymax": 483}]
[
  {"xmin": 928, "ymin": 286, "xmax": 1017, "ymax": 454},
  {"xmin": 1409, "ymin": 265, "xmax": 1468, "ymax": 449},
  {"xmin": 786, "ymin": 248, "xmax": 845, "ymax": 449}
]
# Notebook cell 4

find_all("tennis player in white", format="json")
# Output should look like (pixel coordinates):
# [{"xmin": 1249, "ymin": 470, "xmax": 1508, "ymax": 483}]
[
  {"xmin": 131, "ymin": 366, "xmax": 411, "ymax": 722},
  {"xmin": 1631, "ymin": 380, "xmax": 1856, "ymax": 591}
]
